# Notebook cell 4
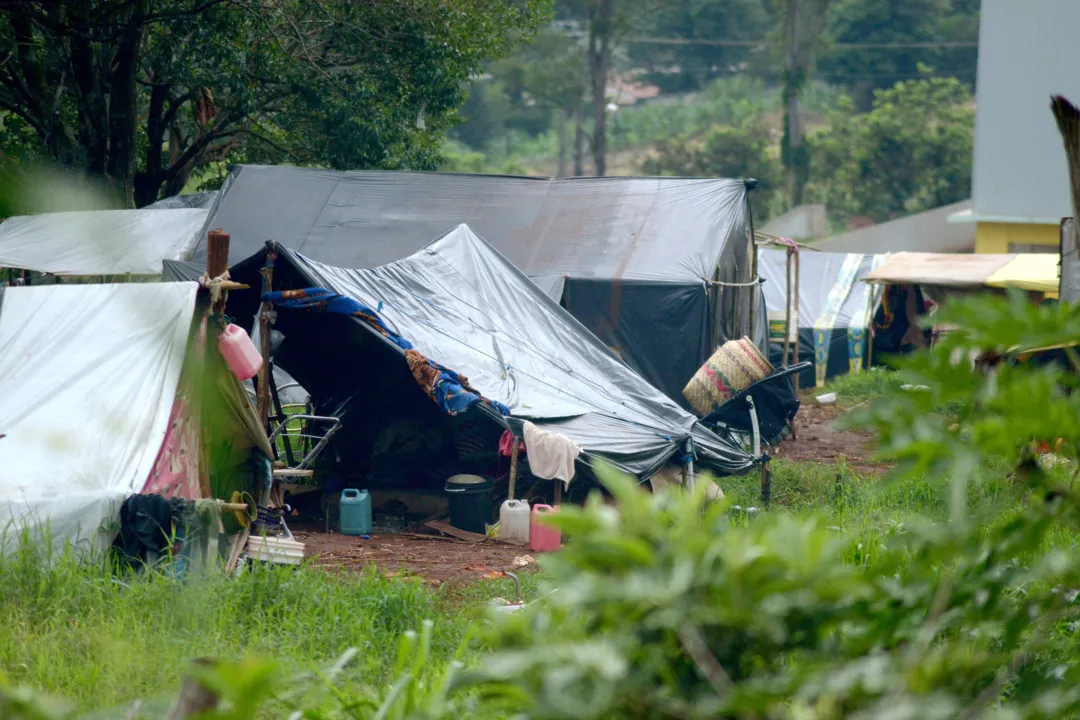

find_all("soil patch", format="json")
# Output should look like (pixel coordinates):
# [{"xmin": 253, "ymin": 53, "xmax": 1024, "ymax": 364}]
[
  {"xmin": 770, "ymin": 400, "xmax": 885, "ymax": 475},
  {"xmin": 292, "ymin": 523, "xmax": 534, "ymax": 585}
]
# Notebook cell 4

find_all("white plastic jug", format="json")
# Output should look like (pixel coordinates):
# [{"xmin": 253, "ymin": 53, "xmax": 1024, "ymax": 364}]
[{"xmin": 499, "ymin": 499, "xmax": 530, "ymax": 545}]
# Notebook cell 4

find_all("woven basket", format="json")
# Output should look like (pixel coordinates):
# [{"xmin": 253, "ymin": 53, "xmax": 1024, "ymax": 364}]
[{"xmin": 683, "ymin": 337, "xmax": 774, "ymax": 416}]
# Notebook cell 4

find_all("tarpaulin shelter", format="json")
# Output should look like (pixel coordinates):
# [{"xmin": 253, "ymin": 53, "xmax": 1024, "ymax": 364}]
[
  {"xmin": 0, "ymin": 282, "xmax": 273, "ymax": 552},
  {"xmin": 757, "ymin": 248, "xmax": 887, "ymax": 387},
  {"xmin": 215, "ymin": 224, "xmax": 755, "ymax": 488},
  {"xmin": 0, "ymin": 208, "xmax": 207, "ymax": 277},
  {"xmin": 180, "ymin": 165, "xmax": 760, "ymax": 406}
]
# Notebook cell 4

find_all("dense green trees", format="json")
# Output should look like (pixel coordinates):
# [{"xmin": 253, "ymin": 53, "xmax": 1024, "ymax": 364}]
[
  {"xmin": 0, "ymin": 0, "xmax": 981, "ymax": 218},
  {"xmin": 807, "ymin": 75, "xmax": 974, "ymax": 223},
  {"xmin": 0, "ymin": 0, "xmax": 549, "ymax": 206}
]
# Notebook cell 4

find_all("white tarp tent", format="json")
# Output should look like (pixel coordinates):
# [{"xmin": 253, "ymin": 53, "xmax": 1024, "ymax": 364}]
[
  {"xmin": 0, "ymin": 208, "xmax": 207, "ymax": 276},
  {"xmin": 0, "ymin": 283, "xmax": 197, "ymax": 551}
]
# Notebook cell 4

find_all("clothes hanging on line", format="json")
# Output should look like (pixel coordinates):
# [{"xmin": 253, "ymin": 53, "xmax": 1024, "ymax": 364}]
[
  {"xmin": 498, "ymin": 430, "xmax": 526, "ymax": 457},
  {"xmin": 522, "ymin": 421, "xmax": 581, "ymax": 486}
]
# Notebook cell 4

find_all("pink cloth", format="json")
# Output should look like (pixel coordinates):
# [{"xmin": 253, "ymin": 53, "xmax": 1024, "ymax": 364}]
[
  {"xmin": 142, "ymin": 395, "xmax": 202, "ymax": 500},
  {"xmin": 499, "ymin": 430, "xmax": 526, "ymax": 457}
]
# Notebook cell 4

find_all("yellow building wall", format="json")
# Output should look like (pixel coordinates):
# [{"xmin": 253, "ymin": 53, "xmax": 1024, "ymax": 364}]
[{"xmin": 975, "ymin": 221, "xmax": 1059, "ymax": 254}]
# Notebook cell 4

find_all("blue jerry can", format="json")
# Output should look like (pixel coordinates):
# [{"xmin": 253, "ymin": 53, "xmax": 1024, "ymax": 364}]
[{"xmin": 339, "ymin": 489, "xmax": 372, "ymax": 536}]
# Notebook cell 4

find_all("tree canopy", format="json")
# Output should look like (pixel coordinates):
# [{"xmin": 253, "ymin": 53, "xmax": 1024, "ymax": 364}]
[
  {"xmin": 806, "ymin": 74, "xmax": 974, "ymax": 224},
  {"xmin": 0, "ymin": 0, "xmax": 549, "ymax": 207}
]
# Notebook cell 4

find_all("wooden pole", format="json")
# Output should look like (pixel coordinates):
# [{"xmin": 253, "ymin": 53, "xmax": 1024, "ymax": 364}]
[
  {"xmin": 793, "ymin": 251, "xmax": 801, "ymax": 391},
  {"xmin": 783, "ymin": 250, "xmax": 792, "ymax": 365},
  {"xmin": 255, "ymin": 243, "xmax": 278, "ymax": 431},
  {"xmin": 760, "ymin": 462, "xmax": 772, "ymax": 507},
  {"xmin": 203, "ymin": 230, "xmax": 231, "ymax": 500},
  {"xmin": 865, "ymin": 286, "xmax": 878, "ymax": 370},
  {"xmin": 748, "ymin": 231, "xmax": 759, "ymax": 340},
  {"xmin": 206, "ymin": 229, "xmax": 230, "ymax": 312},
  {"xmin": 790, "ymin": 251, "xmax": 801, "ymax": 441},
  {"xmin": 554, "ymin": 480, "xmax": 563, "ymax": 506},
  {"xmin": 1051, "ymin": 96, "xmax": 1080, "ymax": 239},
  {"xmin": 507, "ymin": 439, "xmax": 520, "ymax": 500}
]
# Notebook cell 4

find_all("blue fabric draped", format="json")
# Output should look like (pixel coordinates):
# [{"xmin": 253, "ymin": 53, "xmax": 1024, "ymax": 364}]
[{"xmin": 264, "ymin": 288, "xmax": 509, "ymax": 417}]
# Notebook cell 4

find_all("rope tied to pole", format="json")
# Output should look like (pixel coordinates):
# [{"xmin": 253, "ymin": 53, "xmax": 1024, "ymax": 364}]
[{"xmin": 198, "ymin": 270, "xmax": 249, "ymax": 305}]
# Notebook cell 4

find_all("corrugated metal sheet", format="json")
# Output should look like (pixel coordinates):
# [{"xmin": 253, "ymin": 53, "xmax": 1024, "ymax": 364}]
[
  {"xmin": 972, "ymin": 0, "xmax": 1080, "ymax": 222},
  {"xmin": 813, "ymin": 200, "xmax": 974, "ymax": 254}
]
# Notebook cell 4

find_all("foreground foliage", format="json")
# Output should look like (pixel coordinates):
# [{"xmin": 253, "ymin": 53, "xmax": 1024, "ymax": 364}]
[{"xmin": 6, "ymin": 292, "xmax": 1080, "ymax": 719}]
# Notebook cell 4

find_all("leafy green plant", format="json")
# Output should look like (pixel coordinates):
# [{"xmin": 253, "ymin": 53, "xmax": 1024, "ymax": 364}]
[{"xmin": 445, "ymin": 291, "xmax": 1080, "ymax": 719}]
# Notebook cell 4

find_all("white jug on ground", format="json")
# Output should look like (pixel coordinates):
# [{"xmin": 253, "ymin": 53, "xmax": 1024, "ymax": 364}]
[{"xmin": 499, "ymin": 499, "xmax": 530, "ymax": 545}]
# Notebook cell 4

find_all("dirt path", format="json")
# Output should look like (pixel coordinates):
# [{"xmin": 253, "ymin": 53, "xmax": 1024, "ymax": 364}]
[
  {"xmin": 292, "ymin": 524, "xmax": 535, "ymax": 585},
  {"xmin": 768, "ymin": 400, "xmax": 885, "ymax": 475}
]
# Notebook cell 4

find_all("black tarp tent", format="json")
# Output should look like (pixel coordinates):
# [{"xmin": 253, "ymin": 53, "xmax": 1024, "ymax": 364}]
[
  {"xmin": 214, "ymin": 224, "xmax": 754, "ymax": 486},
  {"xmin": 757, "ymin": 248, "xmax": 885, "ymax": 388},
  {"xmin": 179, "ymin": 165, "xmax": 760, "ymax": 407}
]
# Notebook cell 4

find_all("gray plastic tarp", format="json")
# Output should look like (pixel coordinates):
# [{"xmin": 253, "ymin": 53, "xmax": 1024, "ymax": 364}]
[
  {"xmin": 225, "ymin": 225, "xmax": 755, "ymax": 479},
  {"xmin": 146, "ymin": 191, "xmax": 219, "ymax": 210},
  {"xmin": 186, "ymin": 165, "xmax": 757, "ymax": 404},
  {"xmin": 0, "ymin": 208, "xmax": 207, "ymax": 275}
]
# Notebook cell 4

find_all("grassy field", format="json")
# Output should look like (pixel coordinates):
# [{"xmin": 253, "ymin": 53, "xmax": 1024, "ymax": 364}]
[
  {"xmin": 0, "ymin": 540, "xmax": 540, "ymax": 717},
  {"xmin": 4, "ymin": 368, "xmax": 1077, "ymax": 716}
]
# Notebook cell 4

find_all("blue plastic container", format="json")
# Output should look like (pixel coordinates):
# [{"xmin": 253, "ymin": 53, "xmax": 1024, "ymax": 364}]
[{"xmin": 340, "ymin": 489, "xmax": 373, "ymax": 536}]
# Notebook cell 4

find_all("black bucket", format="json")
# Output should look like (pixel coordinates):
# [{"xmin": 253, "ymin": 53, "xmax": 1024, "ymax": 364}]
[{"xmin": 445, "ymin": 474, "xmax": 493, "ymax": 534}]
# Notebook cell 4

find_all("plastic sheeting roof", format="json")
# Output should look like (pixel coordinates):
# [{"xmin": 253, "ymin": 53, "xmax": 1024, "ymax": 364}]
[
  {"xmin": 0, "ymin": 208, "xmax": 207, "ymax": 275},
  {"xmin": 863, "ymin": 252, "xmax": 1059, "ymax": 296},
  {"xmin": 0, "ymin": 282, "xmax": 198, "ymax": 551},
  {"xmin": 986, "ymin": 254, "xmax": 1060, "ymax": 297},
  {"xmin": 228, "ymin": 225, "xmax": 754, "ymax": 479},
  {"xmin": 191, "ymin": 165, "xmax": 749, "ymax": 293}
]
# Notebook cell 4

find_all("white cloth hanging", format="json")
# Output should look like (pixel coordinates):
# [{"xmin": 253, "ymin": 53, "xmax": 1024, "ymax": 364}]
[{"xmin": 522, "ymin": 421, "xmax": 581, "ymax": 486}]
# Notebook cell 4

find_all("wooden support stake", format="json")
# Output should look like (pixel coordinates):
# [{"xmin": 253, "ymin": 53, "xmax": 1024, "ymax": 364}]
[
  {"xmin": 554, "ymin": 480, "xmax": 562, "ymax": 505},
  {"xmin": 255, "ymin": 243, "xmax": 277, "ymax": 432},
  {"xmin": 507, "ymin": 439, "xmax": 520, "ymax": 500},
  {"xmin": 203, "ymin": 230, "xmax": 231, "ymax": 500},
  {"xmin": 169, "ymin": 659, "xmax": 219, "ymax": 719},
  {"xmin": 783, "ymin": 251, "xmax": 792, "ymax": 366},
  {"xmin": 792, "ymin": 251, "xmax": 801, "ymax": 391},
  {"xmin": 206, "ymin": 229, "xmax": 230, "ymax": 314},
  {"xmin": 760, "ymin": 461, "xmax": 772, "ymax": 507},
  {"xmin": 225, "ymin": 526, "xmax": 250, "ymax": 574},
  {"xmin": 748, "ymin": 235, "xmax": 759, "ymax": 340}
]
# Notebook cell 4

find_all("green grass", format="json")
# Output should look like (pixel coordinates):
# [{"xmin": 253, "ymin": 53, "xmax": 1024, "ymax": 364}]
[
  {"xmin": 813, "ymin": 367, "xmax": 909, "ymax": 408},
  {"xmin": 0, "ymin": 538, "xmax": 538, "ymax": 716}
]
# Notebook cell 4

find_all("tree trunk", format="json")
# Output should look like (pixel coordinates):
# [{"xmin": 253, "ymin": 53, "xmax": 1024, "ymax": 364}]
[
  {"xmin": 783, "ymin": 0, "xmax": 804, "ymax": 206},
  {"xmin": 104, "ymin": 4, "xmax": 147, "ymax": 208},
  {"xmin": 588, "ymin": 0, "xmax": 615, "ymax": 178},
  {"xmin": 557, "ymin": 108, "xmax": 569, "ymax": 177},
  {"xmin": 1051, "ymin": 97, "xmax": 1080, "ymax": 233},
  {"xmin": 573, "ymin": 106, "xmax": 585, "ymax": 176}
]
